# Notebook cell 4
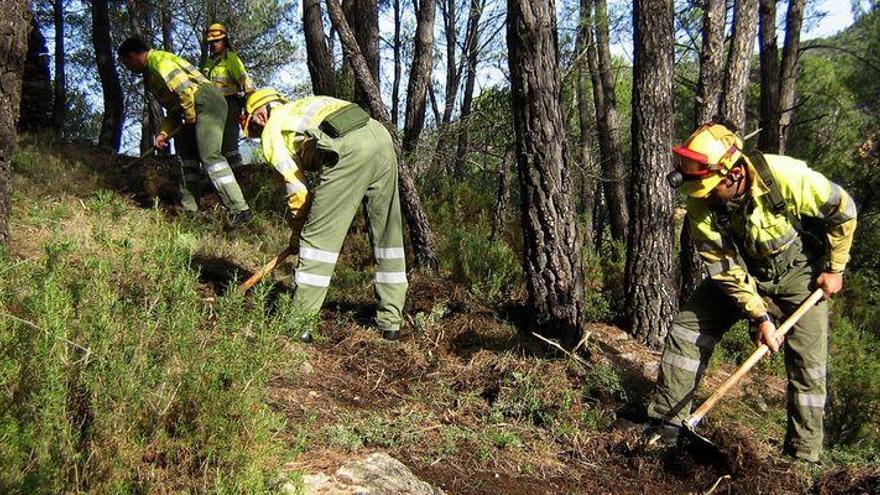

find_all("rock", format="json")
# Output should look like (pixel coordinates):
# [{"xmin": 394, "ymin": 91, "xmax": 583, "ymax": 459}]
[
  {"xmin": 295, "ymin": 452, "xmax": 445, "ymax": 495},
  {"xmin": 642, "ymin": 361, "xmax": 660, "ymax": 378}
]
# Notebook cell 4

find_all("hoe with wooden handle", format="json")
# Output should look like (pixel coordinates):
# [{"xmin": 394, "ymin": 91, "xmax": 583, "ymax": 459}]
[
  {"xmin": 237, "ymin": 247, "xmax": 295, "ymax": 293},
  {"xmin": 680, "ymin": 288, "xmax": 825, "ymax": 448}
]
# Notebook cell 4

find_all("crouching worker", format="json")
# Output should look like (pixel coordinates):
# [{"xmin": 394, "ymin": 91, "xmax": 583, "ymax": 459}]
[
  {"xmin": 646, "ymin": 121, "xmax": 857, "ymax": 463},
  {"xmin": 241, "ymin": 89, "xmax": 408, "ymax": 342},
  {"xmin": 117, "ymin": 37, "xmax": 253, "ymax": 226}
]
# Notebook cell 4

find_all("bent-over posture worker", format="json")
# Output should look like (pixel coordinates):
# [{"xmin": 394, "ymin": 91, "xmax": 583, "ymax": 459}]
[
  {"xmin": 117, "ymin": 37, "xmax": 252, "ymax": 226},
  {"xmin": 201, "ymin": 23, "xmax": 255, "ymax": 169},
  {"xmin": 241, "ymin": 89, "xmax": 408, "ymax": 342},
  {"xmin": 647, "ymin": 121, "xmax": 857, "ymax": 463}
]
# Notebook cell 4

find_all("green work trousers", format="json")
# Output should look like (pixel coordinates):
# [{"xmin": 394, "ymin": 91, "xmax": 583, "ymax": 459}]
[
  {"xmin": 175, "ymin": 84, "xmax": 250, "ymax": 213},
  {"xmin": 222, "ymin": 95, "xmax": 244, "ymax": 168},
  {"xmin": 648, "ymin": 248, "xmax": 828, "ymax": 462},
  {"xmin": 291, "ymin": 118, "xmax": 408, "ymax": 331}
]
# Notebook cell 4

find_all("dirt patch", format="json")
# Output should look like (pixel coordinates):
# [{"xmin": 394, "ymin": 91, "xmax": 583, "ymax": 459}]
[{"xmin": 814, "ymin": 468, "xmax": 880, "ymax": 494}]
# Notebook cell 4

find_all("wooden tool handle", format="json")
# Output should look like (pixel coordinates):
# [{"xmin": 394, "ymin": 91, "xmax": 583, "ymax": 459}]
[
  {"xmin": 238, "ymin": 247, "xmax": 295, "ymax": 293},
  {"xmin": 684, "ymin": 288, "xmax": 824, "ymax": 429}
]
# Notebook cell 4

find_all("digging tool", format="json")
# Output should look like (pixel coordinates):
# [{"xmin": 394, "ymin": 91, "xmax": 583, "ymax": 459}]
[
  {"xmin": 237, "ymin": 247, "xmax": 295, "ymax": 293},
  {"xmin": 681, "ymin": 288, "xmax": 825, "ymax": 448},
  {"xmin": 119, "ymin": 127, "xmax": 181, "ymax": 171}
]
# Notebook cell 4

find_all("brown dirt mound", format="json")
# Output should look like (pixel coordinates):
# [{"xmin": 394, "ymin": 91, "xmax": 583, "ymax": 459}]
[{"xmin": 814, "ymin": 468, "xmax": 880, "ymax": 495}]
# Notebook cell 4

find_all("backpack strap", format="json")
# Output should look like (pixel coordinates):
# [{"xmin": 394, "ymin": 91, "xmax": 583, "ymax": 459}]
[{"xmin": 748, "ymin": 151, "xmax": 786, "ymax": 214}]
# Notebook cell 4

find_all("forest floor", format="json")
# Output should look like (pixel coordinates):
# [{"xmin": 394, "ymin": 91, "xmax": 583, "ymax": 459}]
[{"xmin": 6, "ymin": 139, "xmax": 878, "ymax": 494}]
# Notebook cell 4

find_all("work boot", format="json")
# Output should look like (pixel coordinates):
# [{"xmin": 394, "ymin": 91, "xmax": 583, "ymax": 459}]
[
  {"xmin": 381, "ymin": 329, "xmax": 400, "ymax": 341},
  {"xmin": 641, "ymin": 421, "xmax": 681, "ymax": 448},
  {"xmin": 228, "ymin": 209, "xmax": 254, "ymax": 227}
]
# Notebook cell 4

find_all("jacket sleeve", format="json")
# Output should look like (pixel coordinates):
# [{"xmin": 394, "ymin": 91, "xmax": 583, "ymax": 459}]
[
  {"xmin": 229, "ymin": 52, "xmax": 256, "ymax": 94},
  {"xmin": 773, "ymin": 156, "xmax": 858, "ymax": 273},
  {"xmin": 261, "ymin": 124, "xmax": 308, "ymax": 206},
  {"xmin": 155, "ymin": 55, "xmax": 200, "ymax": 124},
  {"xmin": 688, "ymin": 199, "xmax": 769, "ymax": 320}
]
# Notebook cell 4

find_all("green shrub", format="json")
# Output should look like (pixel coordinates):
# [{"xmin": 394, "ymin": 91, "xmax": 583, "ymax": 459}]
[{"xmin": 444, "ymin": 224, "xmax": 522, "ymax": 304}]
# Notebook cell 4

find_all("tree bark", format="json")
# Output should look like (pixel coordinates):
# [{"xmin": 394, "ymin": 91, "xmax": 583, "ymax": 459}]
[
  {"xmin": 721, "ymin": 0, "xmax": 758, "ymax": 131},
  {"xmin": 695, "ymin": 0, "xmax": 726, "ymax": 124},
  {"xmin": 440, "ymin": 0, "xmax": 459, "ymax": 124},
  {"xmin": 591, "ymin": 0, "xmax": 628, "ymax": 243},
  {"xmin": 507, "ymin": 0, "xmax": 586, "ymax": 344},
  {"xmin": 390, "ymin": 0, "xmax": 401, "ymax": 125},
  {"xmin": 343, "ymin": 0, "xmax": 379, "ymax": 107},
  {"xmin": 327, "ymin": 0, "xmax": 439, "ymax": 270},
  {"xmin": 0, "ymin": 0, "xmax": 29, "ymax": 246},
  {"xmin": 51, "ymin": 0, "xmax": 66, "ymax": 133},
  {"xmin": 92, "ymin": 0, "xmax": 124, "ymax": 152},
  {"xmin": 758, "ymin": 0, "xmax": 780, "ymax": 153},
  {"xmin": 626, "ymin": 0, "xmax": 676, "ymax": 348},
  {"xmin": 451, "ymin": 0, "xmax": 483, "ymax": 176},
  {"xmin": 576, "ymin": 0, "xmax": 596, "ymax": 240},
  {"xmin": 489, "ymin": 148, "xmax": 513, "ymax": 242},
  {"xmin": 19, "ymin": 12, "xmax": 52, "ymax": 132},
  {"xmin": 303, "ymin": 0, "xmax": 338, "ymax": 96},
  {"xmin": 402, "ymin": 0, "xmax": 435, "ymax": 154},
  {"xmin": 777, "ymin": 0, "xmax": 804, "ymax": 154},
  {"xmin": 161, "ymin": 0, "xmax": 173, "ymax": 51}
]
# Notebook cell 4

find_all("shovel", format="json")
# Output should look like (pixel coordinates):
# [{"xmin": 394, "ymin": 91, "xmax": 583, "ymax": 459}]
[
  {"xmin": 680, "ymin": 288, "xmax": 825, "ymax": 449},
  {"xmin": 237, "ymin": 247, "xmax": 295, "ymax": 294},
  {"xmin": 119, "ymin": 127, "xmax": 181, "ymax": 171}
]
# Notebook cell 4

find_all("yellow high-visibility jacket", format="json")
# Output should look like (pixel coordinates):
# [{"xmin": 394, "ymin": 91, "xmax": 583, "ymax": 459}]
[
  {"xmin": 688, "ymin": 154, "xmax": 857, "ymax": 320},
  {"xmin": 144, "ymin": 50, "xmax": 209, "ymax": 134},
  {"xmin": 201, "ymin": 51, "xmax": 255, "ymax": 97},
  {"xmin": 261, "ymin": 96, "xmax": 352, "ymax": 211}
]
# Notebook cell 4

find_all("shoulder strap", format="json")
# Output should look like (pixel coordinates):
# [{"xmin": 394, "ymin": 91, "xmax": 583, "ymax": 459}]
[{"xmin": 748, "ymin": 151, "xmax": 786, "ymax": 214}]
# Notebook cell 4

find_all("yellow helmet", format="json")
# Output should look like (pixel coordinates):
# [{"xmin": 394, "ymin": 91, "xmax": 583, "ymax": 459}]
[
  {"xmin": 671, "ymin": 123, "xmax": 744, "ymax": 198},
  {"xmin": 241, "ymin": 88, "xmax": 288, "ymax": 136},
  {"xmin": 205, "ymin": 23, "xmax": 227, "ymax": 42}
]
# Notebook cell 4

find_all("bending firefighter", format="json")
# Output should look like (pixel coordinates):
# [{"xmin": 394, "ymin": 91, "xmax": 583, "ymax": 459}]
[
  {"xmin": 201, "ymin": 23, "xmax": 255, "ymax": 169},
  {"xmin": 648, "ymin": 121, "xmax": 857, "ymax": 462},
  {"xmin": 117, "ymin": 37, "xmax": 253, "ymax": 226},
  {"xmin": 241, "ymin": 89, "xmax": 408, "ymax": 342}
]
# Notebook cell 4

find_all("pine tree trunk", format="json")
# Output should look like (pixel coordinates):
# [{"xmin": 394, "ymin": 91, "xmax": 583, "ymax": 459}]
[
  {"xmin": 51, "ymin": 0, "xmax": 66, "ymax": 133},
  {"xmin": 695, "ymin": 0, "xmax": 726, "ymax": 124},
  {"xmin": 327, "ymin": 0, "xmax": 439, "ymax": 271},
  {"xmin": 304, "ymin": 0, "xmax": 338, "ymax": 96},
  {"xmin": 92, "ymin": 0, "xmax": 124, "ymax": 152},
  {"xmin": 591, "ymin": 0, "xmax": 629, "ymax": 243},
  {"xmin": 0, "ymin": 0, "xmax": 29, "ymax": 246},
  {"xmin": 343, "ymin": 0, "xmax": 379, "ymax": 108},
  {"xmin": 490, "ymin": 148, "xmax": 513, "ymax": 243},
  {"xmin": 19, "ymin": 12, "xmax": 52, "ymax": 132},
  {"xmin": 161, "ymin": 0, "xmax": 173, "ymax": 50},
  {"xmin": 440, "ymin": 0, "xmax": 458, "ymax": 124},
  {"xmin": 627, "ymin": 0, "xmax": 677, "ymax": 348},
  {"xmin": 777, "ymin": 0, "xmax": 804, "ymax": 154},
  {"xmin": 576, "ymin": 0, "xmax": 596, "ymax": 241},
  {"xmin": 402, "ymin": 0, "xmax": 436, "ymax": 154},
  {"xmin": 390, "ymin": 0, "xmax": 401, "ymax": 125},
  {"xmin": 721, "ymin": 0, "xmax": 758, "ymax": 131},
  {"xmin": 451, "ymin": 0, "xmax": 483, "ymax": 176},
  {"xmin": 758, "ymin": 0, "xmax": 780, "ymax": 153},
  {"xmin": 507, "ymin": 0, "xmax": 586, "ymax": 345}
]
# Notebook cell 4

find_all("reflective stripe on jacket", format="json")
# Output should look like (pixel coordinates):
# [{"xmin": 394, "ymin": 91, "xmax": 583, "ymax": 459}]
[
  {"xmin": 687, "ymin": 154, "xmax": 857, "ymax": 319},
  {"xmin": 144, "ymin": 50, "xmax": 209, "ymax": 134},
  {"xmin": 201, "ymin": 51, "xmax": 255, "ymax": 97},
  {"xmin": 261, "ymin": 96, "xmax": 353, "ymax": 203}
]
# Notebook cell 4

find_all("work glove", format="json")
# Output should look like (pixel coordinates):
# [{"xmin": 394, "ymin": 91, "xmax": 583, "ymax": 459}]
[
  {"xmin": 287, "ymin": 187, "xmax": 312, "ymax": 250},
  {"xmin": 154, "ymin": 132, "xmax": 170, "ymax": 150}
]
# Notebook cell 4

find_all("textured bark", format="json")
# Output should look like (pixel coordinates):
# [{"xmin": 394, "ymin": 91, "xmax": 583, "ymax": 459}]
[
  {"xmin": 51, "ymin": 0, "xmax": 65, "ymax": 132},
  {"xmin": 304, "ymin": 0, "xmax": 337, "ymax": 97},
  {"xmin": 721, "ymin": 0, "xmax": 758, "ymax": 130},
  {"xmin": 489, "ymin": 148, "xmax": 513, "ymax": 242},
  {"xmin": 591, "ymin": 0, "xmax": 628, "ymax": 243},
  {"xmin": 626, "ymin": 0, "xmax": 676, "ymax": 348},
  {"xmin": 439, "ymin": 0, "xmax": 459, "ymax": 124},
  {"xmin": 695, "ymin": 0, "xmax": 726, "ymax": 124},
  {"xmin": 758, "ymin": 0, "xmax": 780, "ymax": 153},
  {"xmin": 507, "ymin": 0, "xmax": 586, "ymax": 344},
  {"xmin": 777, "ymin": 0, "xmax": 804, "ymax": 154},
  {"xmin": 343, "ymin": 0, "xmax": 379, "ymax": 107},
  {"xmin": 92, "ymin": 0, "xmax": 124, "ymax": 152},
  {"xmin": 0, "ymin": 0, "xmax": 29, "ymax": 246},
  {"xmin": 19, "ymin": 13, "xmax": 52, "ymax": 132},
  {"xmin": 390, "ymin": 0, "xmax": 401, "ymax": 125},
  {"xmin": 402, "ymin": 0, "xmax": 435, "ymax": 154},
  {"xmin": 451, "ymin": 0, "xmax": 483, "ymax": 176},
  {"xmin": 161, "ymin": 0, "xmax": 172, "ymax": 50},
  {"xmin": 576, "ymin": 0, "xmax": 595, "ymax": 239},
  {"xmin": 678, "ymin": 218, "xmax": 703, "ymax": 302},
  {"xmin": 327, "ymin": 0, "xmax": 439, "ymax": 270}
]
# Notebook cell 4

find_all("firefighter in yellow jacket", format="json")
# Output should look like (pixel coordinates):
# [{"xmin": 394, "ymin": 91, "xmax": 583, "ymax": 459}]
[
  {"xmin": 646, "ymin": 121, "xmax": 857, "ymax": 463},
  {"xmin": 241, "ymin": 89, "xmax": 408, "ymax": 342},
  {"xmin": 201, "ymin": 23, "xmax": 255, "ymax": 169},
  {"xmin": 117, "ymin": 37, "xmax": 252, "ymax": 226}
]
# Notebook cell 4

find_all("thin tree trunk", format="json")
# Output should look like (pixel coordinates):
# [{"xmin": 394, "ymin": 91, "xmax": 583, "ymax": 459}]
[
  {"xmin": 343, "ymin": 0, "xmax": 379, "ymax": 108},
  {"xmin": 576, "ymin": 0, "xmax": 596, "ymax": 241},
  {"xmin": 303, "ymin": 0, "xmax": 338, "ymax": 96},
  {"xmin": 161, "ymin": 0, "xmax": 173, "ymax": 51},
  {"xmin": 51, "ymin": 0, "xmax": 65, "ymax": 133},
  {"xmin": 777, "ymin": 0, "xmax": 804, "ymax": 154},
  {"xmin": 758, "ymin": 0, "xmax": 780, "ymax": 153},
  {"xmin": 507, "ymin": 0, "xmax": 586, "ymax": 345},
  {"xmin": 451, "ymin": 0, "xmax": 483, "ymax": 177},
  {"xmin": 490, "ymin": 148, "xmax": 513, "ymax": 242},
  {"xmin": 626, "ymin": 0, "xmax": 676, "ymax": 348},
  {"xmin": 327, "ymin": 0, "xmax": 439, "ymax": 270},
  {"xmin": 402, "ymin": 0, "xmax": 435, "ymax": 154},
  {"xmin": 695, "ymin": 0, "xmax": 726, "ymax": 124},
  {"xmin": 721, "ymin": 0, "xmax": 758, "ymax": 131},
  {"xmin": 592, "ymin": 0, "xmax": 628, "ymax": 242},
  {"xmin": 92, "ymin": 0, "xmax": 124, "ymax": 152},
  {"xmin": 391, "ymin": 0, "xmax": 402, "ymax": 125},
  {"xmin": 440, "ymin": 0, "xmax": 458, "ymax": 124},
  {"xmin": 19, "ymin": 13, "xmax": 52, "ymax": 132},
  {"xmin": 0, "ymin": 0, "xmax": 29, "ymax": 246}
]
